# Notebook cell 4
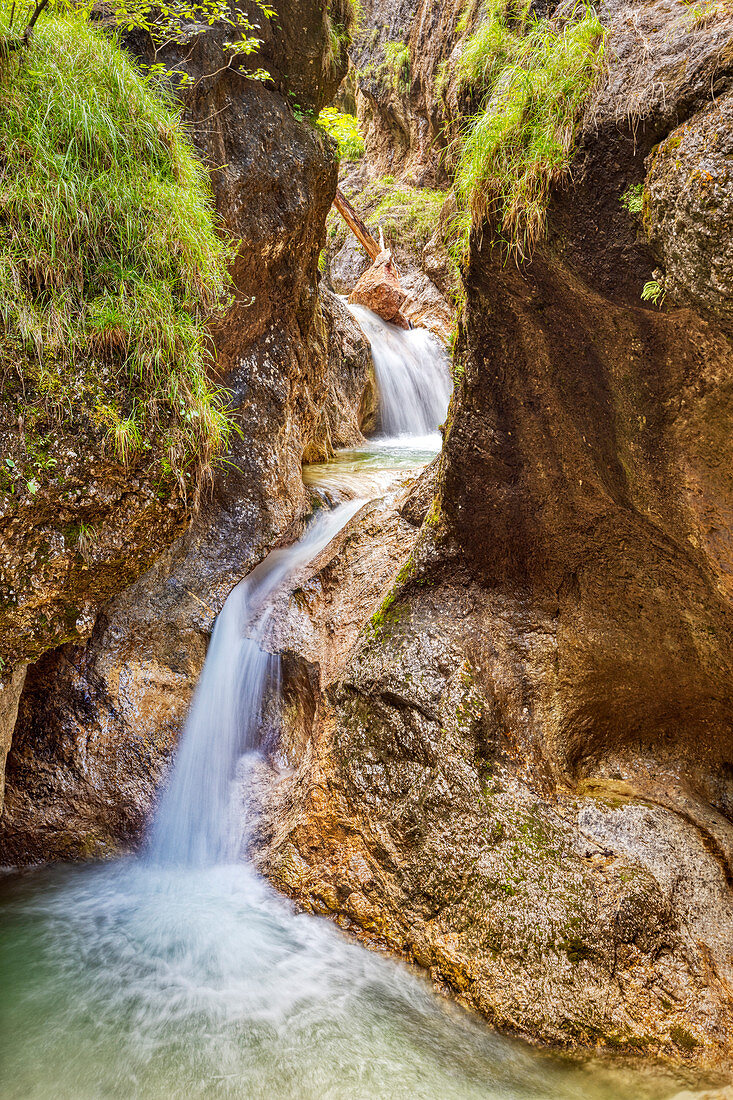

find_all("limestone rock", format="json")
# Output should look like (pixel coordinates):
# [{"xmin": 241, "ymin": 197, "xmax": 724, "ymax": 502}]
[
  {"xmin": 0, "ymin": 3, "xmax": 369, "ymax": 855},
  {"xmin": 349, "ymin": 257, "xmax": 410, "ymax": 328},
  {"xmin": 646, "ymin": 90, "xmax": 733, "ymax": 333},
  {"xmin": 254, "ymin": 0, "xmax": 733, "ymax": 1071}
]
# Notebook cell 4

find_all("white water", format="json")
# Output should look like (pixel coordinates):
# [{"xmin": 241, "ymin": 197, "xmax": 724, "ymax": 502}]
[
  {"xmin": 348, "ymin": 304, "xmax": 452, "ymax": 438},
  {"xmin": 0, "ymin": 315, "xmax": 680, "ymax": 1098},
  {"xmin": 148, "ymin": 498, "xmax": 364, "ymax": 867},
  {"xmin": 149, "ymin": 306, "xmax": 452, "ymax": 864}
]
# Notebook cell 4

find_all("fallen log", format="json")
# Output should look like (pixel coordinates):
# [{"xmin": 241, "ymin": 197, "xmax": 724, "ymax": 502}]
[{"xmin": 333, "ymin": 188, "xmax": 380, "ymax": 262}]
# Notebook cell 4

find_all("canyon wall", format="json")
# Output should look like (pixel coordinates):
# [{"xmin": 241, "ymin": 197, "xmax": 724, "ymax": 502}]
[
  {"xmin": 255, "ymin": 0, "xmax": 733, "ymax": 1070},
  {"xmin": 0, "ymin": 2, "xmax": 374, "ymax": 852}
]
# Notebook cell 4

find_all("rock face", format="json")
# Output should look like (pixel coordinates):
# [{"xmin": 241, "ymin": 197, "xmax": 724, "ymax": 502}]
[
  {"xmin": 0, "ymin": 284, "xmax": 375, "ymax": 863},
  {"xmin": 350, "ymin": 0, "xmax": 465, "ymax": 183},
  {"xmin": 252, "ymin": 0, "xmax": 733, "ymax": 1072},
  {"xmin": 645, "ymin": 89, "xmax": 733, "ymax": 334},
  {"xmin": 349, "ymin": 256, "xmax": 410, "ymax": 327},
  {"xmin": 0, "ymin": 5, "xmax": 373, "ymax": 844}
]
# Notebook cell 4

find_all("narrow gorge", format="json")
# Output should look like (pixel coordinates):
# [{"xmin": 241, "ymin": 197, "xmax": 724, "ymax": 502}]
[{"xmin": 1, "ymin": 0, "xmax": 732, "ymax": 1095}]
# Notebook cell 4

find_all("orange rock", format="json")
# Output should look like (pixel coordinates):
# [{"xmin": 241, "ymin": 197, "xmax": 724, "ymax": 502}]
[{"xmin": 349, "ymin": 256, "xmax": 410, "ymax": 329}]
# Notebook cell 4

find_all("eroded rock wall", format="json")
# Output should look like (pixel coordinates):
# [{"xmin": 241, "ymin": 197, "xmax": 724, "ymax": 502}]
[
  {"xmin": 254, "ymin": 0, "xmax": 733, "ymax": 1070},
  {"xmin": 0, "ymin": 5, "xmax": 375, "ymax": 851}
]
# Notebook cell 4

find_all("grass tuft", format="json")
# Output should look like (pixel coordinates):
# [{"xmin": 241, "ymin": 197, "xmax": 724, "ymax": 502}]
[
  {"xmin": 453, "ymin": 0, "xmax": 605, "ymax": 259},
  {"xmin": 0, "ymin": 3, "xmax": 236, "ymax": 491}
]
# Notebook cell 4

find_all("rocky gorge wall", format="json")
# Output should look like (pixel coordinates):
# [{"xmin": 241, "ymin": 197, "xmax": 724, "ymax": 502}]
[
  {"xmin": 3, "ymin": 0, "xmax": 733, "ymax": 1078},
  {"xmin": 252, "ymin": 0, "xmax": 733, "ymax": 1073},
  {"xmin": 0, "ymin": 1, "xmax": 376, "ymax": 854}
]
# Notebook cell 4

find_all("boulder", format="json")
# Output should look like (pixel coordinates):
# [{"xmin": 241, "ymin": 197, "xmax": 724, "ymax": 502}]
[{"xmin": 349, "ymin": 255, "xmax": 410, "ymax": 328}]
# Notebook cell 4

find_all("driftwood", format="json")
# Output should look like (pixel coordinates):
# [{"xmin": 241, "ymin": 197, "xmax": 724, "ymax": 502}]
[
  {"xmin": 333, "ymin": 189, "xmax": 401, "ymax": 277},
  {"xmin": 333, "ymin": 188, "xmax": 380, "ymax": 262}
]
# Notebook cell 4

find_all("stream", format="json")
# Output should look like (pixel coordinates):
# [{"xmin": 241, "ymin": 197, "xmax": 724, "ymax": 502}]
[{"xmin": 0, "ymin": 309, "xmax": 687, "ymax": 1099}]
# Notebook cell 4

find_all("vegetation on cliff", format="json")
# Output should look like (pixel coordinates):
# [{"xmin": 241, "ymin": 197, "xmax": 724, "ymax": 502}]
[
  {"xmin": 453, "ymin": 0, "xmax": 605, "ymax": 257},
  {"xmin": 317, "ymin": 106, "xmax": 365, "ymax": 160},
  {"xmin": 0, "ymin": 4, "xmax": 236, "ymax": 491}
]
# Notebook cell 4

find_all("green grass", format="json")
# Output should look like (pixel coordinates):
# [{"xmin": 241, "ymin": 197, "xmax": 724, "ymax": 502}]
[
  {"xmin": 323, "ymin": 0, "xmax": 360, "ymax": 77},
  {"xmin": 620, "ymin": 183, "xmax": 643, "ymax": 214},
  {"xmin": 453, "ymin": 0, "xmax": 605, "ymax": 259},
  {"xmin": 360, "ymin": 39, "xmax": 411, "ymax": 95},
  {"xmin": 363, "ymin": 178, "xmax": 446, "ymax": 252},
  {"xmin": 317, "ymin": 107, "xmax": 365, "ymax": 160},
  {"xmin": 0, "ymin": 4, "xmax": 236, "ymax": 489},
  {"xmin": 382, "ymin": 41, "xmax": 410, "ymax": 93}
]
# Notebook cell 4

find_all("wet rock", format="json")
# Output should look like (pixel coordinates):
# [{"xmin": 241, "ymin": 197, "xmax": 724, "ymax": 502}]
[
  {"xmin": 0, "ymin": 3, "xmax": 368, "ymax": 852},
  {"xmin": 646, "ymin": 90, "xmax": 733, "ymax": 333},
  {"xmin": 397, "ymin": 455, "xmax": 440, "ymax": 527},
  {"xmin": 0, "ymin": 666, "xmax": 26, "ymax": 812},
  {"xmin": 349, "ymin": 256, "xmax": 410, "ymax": 328},
  {"xmin": 329, "ymin": 236, "xmax": 370, "ymax": 294},
  {"xmin": 304, "ymin": 289, "xmax": 378, "ymax": 460},
  {"xmin": 254, "ymin": 0, "xmax": 733, "ymax": 1072}
]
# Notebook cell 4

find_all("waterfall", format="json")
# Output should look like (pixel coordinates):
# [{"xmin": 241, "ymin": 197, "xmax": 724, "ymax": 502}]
[
  {"xmin": 0, "ymin": 308, "xmax": 666, "ymax": 1100},
  {"xmin": 347, "ymin": 304, "xmax": 452, "ymax": 438},
  {"xmin": 148, "ymin": 313, "xmax": 452, "ymax": 868},
  {"xmin": 148, "ymin": 499, "xmax": 363, "ymax": 867}
]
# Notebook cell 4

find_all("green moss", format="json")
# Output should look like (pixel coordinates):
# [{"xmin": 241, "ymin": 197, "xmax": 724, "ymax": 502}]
[
  {"xmin": 0, "ymin": 4, "xmax": 236, "ymax": 486},
  {"xmin": 670, "ymin": 1025, "xmax": 701, "ymax": 1051},
  {"xmin": 382, "ymin": 41, "xmax": 410, "ymax": 93},
  {"xmin": 434, "ymin": 58, "xmax": 451, "ymax": 100},
  {"xmin": 559, "ymin": 934, "xmax": 594, "ymax": 964},
  {"xmin": 453, "ymin": 0, "xmax": 606, "ymax": 259},
  {"xmin": 620, "ymin": 183, "xmax": 643, "ymax": 214}
]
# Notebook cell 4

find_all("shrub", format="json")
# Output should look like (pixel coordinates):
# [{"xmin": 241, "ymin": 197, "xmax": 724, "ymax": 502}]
[
  {"xmin": 453, "ymin": 0, "xmax": 606, "ymax": 259},
  {"xmin": 317, "ymin": 107, "xmax": 365, "ymax": 160},
  {"xmin": 0, "ymin": 4, "xmax": 236, "ymax": 489}
]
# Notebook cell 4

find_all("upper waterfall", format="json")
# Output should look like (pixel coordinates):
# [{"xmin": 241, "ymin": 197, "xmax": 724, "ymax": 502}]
[{"xmin": 347, "ymin": 305, "xmax": 452, "ymax": 438}]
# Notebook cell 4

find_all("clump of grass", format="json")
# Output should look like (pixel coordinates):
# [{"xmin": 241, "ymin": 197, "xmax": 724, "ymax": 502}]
[
  {"xmin": 0, "ymin": 4, "xmax": 236, "ymax": 492},
  {"xmin": 364, "ymin": 178, "xmax": 446, "ymax": 252},
  {"xmin": 453, "ymin": 0, "xmax": 606, "ymax": 259},
  {"xmin": 382, "ymin": 41, "xmax": 410, "ymax": 93},
  {"xmin": 317, "ymin": 106, "xmax": 365, "ymax": 160},
  {"xmin": 620, "ymin": 183, "xmax": 643, "ymax": 214},
  {"xmin": 323, "ymin": 0, "xmax": 360, "ymax": 77}
]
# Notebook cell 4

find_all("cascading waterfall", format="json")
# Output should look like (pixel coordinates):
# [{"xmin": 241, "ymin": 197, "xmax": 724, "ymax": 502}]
[
  {"xmin": 0, "ymin": 310, "xmax": 673, "ymax": 1100},
  {"xmin": 148, "ymin": 498, "xmax": 363, "ymax": 867},
  {"xmin": 347, "ymin": 304, "xmax": 452, "ymax": 438},
  {"xmin": 149, "ymin": 307, "xmax": 451, "ymax": 869}
]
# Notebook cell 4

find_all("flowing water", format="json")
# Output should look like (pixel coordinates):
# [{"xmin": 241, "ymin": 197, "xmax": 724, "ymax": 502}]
[
  {"xmin": 347, "ymin": 305, "xmax": 453, "ymax": 438},
  {"xmin": 0, "ymin": 310, "xmax": 685, "ymax": 1099}
]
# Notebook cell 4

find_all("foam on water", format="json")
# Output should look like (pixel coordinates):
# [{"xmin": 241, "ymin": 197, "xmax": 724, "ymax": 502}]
[{"xmin": 0, "ymin": 860, "xmax": 680, "ymax": 1099}]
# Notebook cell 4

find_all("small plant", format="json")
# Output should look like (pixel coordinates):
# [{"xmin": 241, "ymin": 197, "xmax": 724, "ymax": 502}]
[
  {"xmin": 317, "ymin": 106, "xmax": 365, "ymax": 160},
  {"xmin": 641, "ymin": 279, "xmax": 665, "ymax": 307},
  {"xmin": 382, "ymin": 41, "xmax": 411, "ymax": 93},
  {"xmin": 434, "ymin": 58, "xmax": 450, "ymax": 100},
  {"xmin": 323, "ymin": 0, "xmax": 360, "ymax": 78},
  {"xmin": 682, "ymin": 0, "xmax": 725, "ymax": 28},
  {"xmin": 620, "ymin": 183, "xmax": 643, "ymax": 214}
]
